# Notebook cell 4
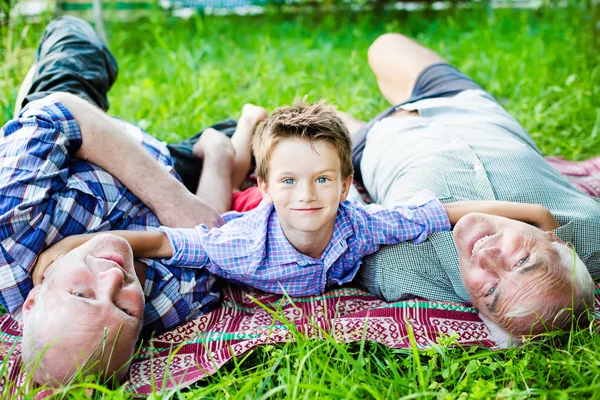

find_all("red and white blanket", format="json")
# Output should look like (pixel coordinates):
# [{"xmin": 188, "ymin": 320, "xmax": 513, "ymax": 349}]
[{"xmin": 1, "ymin": 155, "xmax": 599, "ymax": 396}]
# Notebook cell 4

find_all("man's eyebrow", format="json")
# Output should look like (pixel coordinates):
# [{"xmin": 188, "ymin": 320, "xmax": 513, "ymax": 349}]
[{"xmin": 520, "ymin": 259, "xmax": 544, "ymax": 274}]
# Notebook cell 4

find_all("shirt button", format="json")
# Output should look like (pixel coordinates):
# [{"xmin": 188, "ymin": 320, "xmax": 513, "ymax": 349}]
[{"xmin": 474, "ymin": 164, "xmax": 483, "ymax": 171}]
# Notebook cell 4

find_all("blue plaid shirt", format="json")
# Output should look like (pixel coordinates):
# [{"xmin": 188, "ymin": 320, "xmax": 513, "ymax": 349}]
[
  {"xmin": 159, "ymin": 191, "xmax": 450, "ymax": 296},
  {"xmin": 0, "ymin": 99, "xmax": 220, "ymax": 335}
]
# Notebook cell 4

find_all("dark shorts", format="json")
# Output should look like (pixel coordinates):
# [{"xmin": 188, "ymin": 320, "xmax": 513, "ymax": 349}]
[
  {"xmin": 22, "ymin": 16, "xmax": 118, "ymax": 111},
  {"xmin": 351, "ymin": 63, "xmax": 484, "ymax": 183},
  {"xmin": 23, "ymin": 16, "xmax": 220, "ymax": 193}
]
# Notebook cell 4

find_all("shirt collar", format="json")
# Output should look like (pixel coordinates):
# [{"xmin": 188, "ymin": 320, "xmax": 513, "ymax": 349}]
[
  {"xmin": 437, "ymin": 232, "xmax": 472, "ymax": 303},
  {"xmin": 264, "ymin": 202, "xmax": 354, "ymax": 267}
]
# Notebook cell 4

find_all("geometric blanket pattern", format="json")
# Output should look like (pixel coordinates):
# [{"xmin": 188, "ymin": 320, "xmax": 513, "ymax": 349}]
[{"xmin": 1, "ymin": 155, "xmax": 599, "ymax": 396}]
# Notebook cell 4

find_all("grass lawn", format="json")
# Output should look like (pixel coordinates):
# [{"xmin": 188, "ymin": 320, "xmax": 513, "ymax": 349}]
[{"xmin": 1, "ymin": 2, "xmax": 600, "ymax": 398}]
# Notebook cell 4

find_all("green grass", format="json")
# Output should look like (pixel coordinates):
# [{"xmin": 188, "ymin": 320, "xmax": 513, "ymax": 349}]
[{"xmin": 1, "ymin": 3, "xmax": 600, "ymax": 398}]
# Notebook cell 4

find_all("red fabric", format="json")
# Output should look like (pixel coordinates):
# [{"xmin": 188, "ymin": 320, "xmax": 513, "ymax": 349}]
[
  {"xmin": 546, "ymin": 156, "xmax": 600, "ymax": 197},
  {"xmin": 232, "ymin": 187, "xmax": 263, "ymax": 212}
]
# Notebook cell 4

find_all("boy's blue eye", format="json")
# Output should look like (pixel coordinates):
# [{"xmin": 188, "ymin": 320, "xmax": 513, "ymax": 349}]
[
  {"xmin": 316, "ymin": 177, "xmax": 329, "ymax": 184},
  {"xmin": 283, "ymin": 178, "xmax": 295, "ymax": 185}
]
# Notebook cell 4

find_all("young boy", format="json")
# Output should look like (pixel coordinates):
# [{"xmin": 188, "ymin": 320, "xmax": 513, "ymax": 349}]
[{"xmin": 34, "ymin": 102, "xmax": 559, "ymax": 296}]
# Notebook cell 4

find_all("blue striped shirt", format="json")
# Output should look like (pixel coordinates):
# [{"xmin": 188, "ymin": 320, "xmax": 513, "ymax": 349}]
[
  {"xmin": 0, "ymin": 99, "xmax": 220, "ymax": 335},
  {"xmin": 159, "ymin": 191, "xmax": 450, "ymax": 296}
]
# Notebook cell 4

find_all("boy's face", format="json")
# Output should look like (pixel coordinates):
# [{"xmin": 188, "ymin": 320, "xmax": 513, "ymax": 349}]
[{"xmin": 258, "ymin": 138, "xmax": 353, "ymax": 241}]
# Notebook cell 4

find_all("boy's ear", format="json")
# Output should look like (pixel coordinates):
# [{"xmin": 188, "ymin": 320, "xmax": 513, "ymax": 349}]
[
  {"xmin": 340, "ymin": 175, "xmax": 354, "ymax": 202},
  {"xmin": 257, "ymin": 178, "xmax": 273, "ymax": 204}
]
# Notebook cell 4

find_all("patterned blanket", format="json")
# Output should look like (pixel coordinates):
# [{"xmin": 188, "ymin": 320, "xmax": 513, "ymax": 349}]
[{"xmin": 1, "ymin": 155, "xmax": 599, "ymax": 396}]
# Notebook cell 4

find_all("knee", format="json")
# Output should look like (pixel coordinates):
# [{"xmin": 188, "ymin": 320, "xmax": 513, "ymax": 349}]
[
  {"xmin": 367, "ymin": 33, "xmax": 406, "ymax": 63},
  {"xmin": 40, "ymin": 16, "xmax": 103, "ymax": 53},
  {"xmin": 45, "ymin": 16, "xmax": 93, "ymax": 36}
]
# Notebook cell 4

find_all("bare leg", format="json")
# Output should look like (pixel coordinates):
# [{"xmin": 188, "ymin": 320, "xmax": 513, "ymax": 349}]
[
  {"xmin": 193, "ymin": 128, "xmax": 235, "ymax": 215},
  {"xmin": 230, "ymin": 104, "xmax": 267, "ymax": 190},
  {"xmin": 368, "ymin": 33, "xmax": 446, "ymax": 106},
  {"xmin": 14, "ymin": 64, "xmax": 37, "ymax": 118}
]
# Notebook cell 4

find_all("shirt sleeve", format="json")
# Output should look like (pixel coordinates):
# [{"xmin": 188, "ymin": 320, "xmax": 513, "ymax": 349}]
[
  {"xmin": 0, "ymin": 99, "xmax": 82, "ymax": 314},
  {"xmin": 357, "ymin": 189, "xmax": 451, "ymax": 248},
  {"xmin": 0, "ymin": 99, "xmax": 82, "ymax": 219},
  {"xmin": 158, "ymin": 215, "xmax": 260, "ymax": 281}
]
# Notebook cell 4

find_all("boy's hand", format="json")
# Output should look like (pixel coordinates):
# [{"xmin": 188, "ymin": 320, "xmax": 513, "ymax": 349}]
[
  {"xmin": 32, "ymin": 235, "xmax": 90, "ymax": 285},
  {"xmin": 443, "ymin": 200, "xmax": 559, "ymax": 229},
  {"xmin": 535, "ymin": 206, "xmax": 560, "ymax": 231}
]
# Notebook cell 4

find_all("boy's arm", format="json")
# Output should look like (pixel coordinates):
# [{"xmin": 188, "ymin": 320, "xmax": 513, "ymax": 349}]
[
  {"xmin": 443, "ymin": 201, "xmax": 559, "ymax": 231},
  {"xmin": 33, "ymin": 231, "xmax": 173, "ymax": 284}
]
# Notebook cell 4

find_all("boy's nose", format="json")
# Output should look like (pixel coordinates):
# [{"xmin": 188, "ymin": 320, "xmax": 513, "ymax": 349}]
[{"xmin": 297, "ymin": 182, "xmax": 317, "ymax": 202}]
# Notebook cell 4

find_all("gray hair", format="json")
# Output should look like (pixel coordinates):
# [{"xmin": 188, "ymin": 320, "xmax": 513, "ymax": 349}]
[{"xmin": 20, "ymin": 280, "xmax": 138, "ymax": 386}]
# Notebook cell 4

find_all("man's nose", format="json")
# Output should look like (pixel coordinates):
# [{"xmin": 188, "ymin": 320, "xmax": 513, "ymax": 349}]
[
  {"xmin": 477, "ymin": 246, "xmax": 506, "ymax": 271},
  {"xmin": 97, "ymin": 267, "xmax": 125, "ymax": 297}
]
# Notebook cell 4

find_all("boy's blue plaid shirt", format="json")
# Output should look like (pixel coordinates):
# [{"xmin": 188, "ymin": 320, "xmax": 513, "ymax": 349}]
[
  {"xmin": 0, "ymin": 98, "xmax": 449, "ymax": 332},
  {"xmin": 160, "ymin": 191, "xmax": 451, "ymax": 297},
  {"xmin": 0, "ymin": 99, "xmax": 220, "ymax": 335}
]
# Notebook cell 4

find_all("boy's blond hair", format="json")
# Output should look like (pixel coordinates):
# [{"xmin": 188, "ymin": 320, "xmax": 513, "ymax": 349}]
[{"xmin": 252, "ymin": 101, "xmax": 353, "ymax": 181}]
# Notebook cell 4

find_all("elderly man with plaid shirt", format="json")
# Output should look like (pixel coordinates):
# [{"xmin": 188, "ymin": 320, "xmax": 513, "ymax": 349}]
[{"xmin": 1, "ymin": 16, "xmax": 237, "ymax": 385}]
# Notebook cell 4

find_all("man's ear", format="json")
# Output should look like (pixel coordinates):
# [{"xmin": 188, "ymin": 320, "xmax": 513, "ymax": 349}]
[
  {"xmin": 257, "ymin": 178, "xmax": 272, "ymax": 204},
  {"xmin": 546, "ymin": 231, "xmax": 566, "ymax": 245},
  {"xmin": 339, "ymin": 175, "xmax": 354, "ymax": 202},
  {"xmin": 19, "ymin": 285, "xmax": 41, "ymax": 328}
]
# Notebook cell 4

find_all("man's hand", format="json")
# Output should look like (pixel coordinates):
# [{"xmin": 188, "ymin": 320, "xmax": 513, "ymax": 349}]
[{"xmin": 157, "ymin": 192, "xmax": 224, "ymax": 229}]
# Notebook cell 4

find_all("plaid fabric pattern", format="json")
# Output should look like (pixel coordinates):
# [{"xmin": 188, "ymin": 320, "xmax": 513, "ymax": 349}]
[
  {"xmin": 0, "ymin": 99, "xmax": 220, "ymax": 334},
  {"xmin": 159, "ymin": 190, "xmax": 450, "ymax": 297},
  {"xmin": 358, "ymin": 89, "xmax": 600, "ymax": 303}
]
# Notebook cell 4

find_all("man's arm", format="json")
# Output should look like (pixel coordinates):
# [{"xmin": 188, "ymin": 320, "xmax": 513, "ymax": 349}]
[
  {"xmin": 47, "ymin": 92, "xmax": 223, "ymax": 229},
  {"xmin": 443, "ymin": 201, "xmax": 560, "ymax": 231}
]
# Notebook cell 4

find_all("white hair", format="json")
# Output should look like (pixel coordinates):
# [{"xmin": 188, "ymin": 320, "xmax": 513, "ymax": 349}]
[
  {"xmin": 551, "ymin": 241, "xmax": 596, "ymax": 307},
  {"xmin": 481, "ymin": 242, "xmax": 595, "ymax": 346},
  {"xmin": 21, "ymin": 280, "xmax": 138, "ymax": 386},
  {"xmin": 478, "ymin": 313, "xmax": 520, "ymax": 348}
]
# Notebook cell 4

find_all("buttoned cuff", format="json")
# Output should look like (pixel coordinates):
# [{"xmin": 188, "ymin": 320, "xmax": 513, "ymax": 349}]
[
  {"xmin": 158, "ymin": 226, "xmax": 209, "ymax": 267},
  {"xmin": 406, "ymin": 189, "xmax": 452, "ymax": 242}
]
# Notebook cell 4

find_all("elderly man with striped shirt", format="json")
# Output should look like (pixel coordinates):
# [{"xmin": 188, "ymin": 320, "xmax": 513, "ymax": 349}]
[{"xmin": 342, "ymin": 33, "xmax": 599, "ymax": 346}]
